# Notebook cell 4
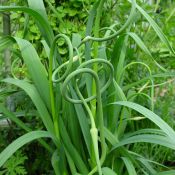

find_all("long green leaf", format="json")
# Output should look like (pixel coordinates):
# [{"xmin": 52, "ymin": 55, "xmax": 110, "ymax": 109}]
[
  {"xmin": 2, "ymin": 78, "xmax": 54, "ymax": 134},
  {"xmin": 122, "ymin": 157, "xmax": 137, "ymax": 175},
  {"xmin": 14, "ymin": 37, "xmax": 51, "ymax": 111},
  {"xmin": 112, "ymin": 134, "xmax": 175, "ymax": 151},
  {"xmin": 137, "ymin": 158, "xmax": 157, "ymax": 174},
  {"xmin": 0, "ymin": 103, "xmax": 53, "ymax": 152},
  {"xmin": 104, "ymin": 127, "xmax": 119, "ymax": 145},
  {"xmin": 155, "ymin": 170, "xmax": 175, "ymax": 175},
  {"xmin": 59, "ymin": 117, "xmax": 88, "ymax": 174},
  {"xmin": 124, "ymin": 128, "xmax": 166, "ymax": 138},
  {"xmin": 132, "ymin": 2, "xmax": 175, "ymax": 55},
  {"xmin": 27, "ymin": 0, "xmax": 48, "ymax": 20},
  {"xmin": 84, "ymin": 0, "xmax": 100, "ymax": 96},
  {"xmin": 111, "ymin": 101, "xmax": 175, "ymax": 142},
  {"xmin": 116, "ymin": 35, "xmax": 129, "ymax": 83},
  {"xmin": 0, "ymin": 103, "xmax": 30, "ymax": 132},
  {"xmin": 62, "ymin": 100, "xmax": 83, "ymax": 155},
  {"xmin": 70, "ymin": 87, "xmax": 92, "ymax": 157},
  {"xmin": 0, "ymin": 131, "xmax": 52, "ymax": 167},
  {"xmin": 127, "ymin": 32, "xmax": 166, "ymax": 71},
  {"xmin": 0, "ymin": 36, "xmax": 51, "ymax": 111}
]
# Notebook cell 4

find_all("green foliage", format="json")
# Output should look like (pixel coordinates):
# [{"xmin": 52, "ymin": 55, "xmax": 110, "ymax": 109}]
[{"xmin": 0, "ymin": 151, "xmax": 27, "ymax": 175}]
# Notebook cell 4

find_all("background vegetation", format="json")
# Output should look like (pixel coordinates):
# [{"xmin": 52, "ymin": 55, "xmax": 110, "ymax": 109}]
[{"xmin": 0, "ymin": 0, "xmax": 175, "ymax": 174}]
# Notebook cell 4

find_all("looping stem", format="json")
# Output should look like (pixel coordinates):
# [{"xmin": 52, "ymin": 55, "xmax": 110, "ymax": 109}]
[
  {"xmin": 62, "ymin": 65, "xmax": 112, "ymax": 174},
  {"xmin": 51, "ymin": 34, "xmax": 74, "ymax": 83},
  {"xmin": 49, "ymin": 34, "xmax": 73, "ymax": 140},
  {"xmin": 62, "ymin": 58, "xmax": 114, "ymax": 104},
  {"xmin": 78, "ymin": 0, "xmax": 136, "ymax": 47}
]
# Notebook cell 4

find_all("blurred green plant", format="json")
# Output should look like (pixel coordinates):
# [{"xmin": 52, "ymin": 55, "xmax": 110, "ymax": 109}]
[{"xmin": 0, "ymin": 150, "xmax": 27, "ymax": 175}]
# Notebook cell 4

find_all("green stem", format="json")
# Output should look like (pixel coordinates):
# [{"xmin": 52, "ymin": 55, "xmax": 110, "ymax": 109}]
[
  {"xmin": 49, "ymin": 41, "xmax": 59, "ymax": 140},
  {"xmin": 75, "ymin": 82, "xmax": 101, "ymax": 174},
  {"xmin": 49, "ymin": 34, "xmax": 73, "ymax": 140},
  {"xmin": 122, "ymin": 61, "xmax": 154, "ymax": 111},
  {"xmin": 93, "ymin": 0, "xmax": 105, "ymax": 55},
  {"xmin": 91, "ymin": 0, "xmax": 105, "ymax": 119}
]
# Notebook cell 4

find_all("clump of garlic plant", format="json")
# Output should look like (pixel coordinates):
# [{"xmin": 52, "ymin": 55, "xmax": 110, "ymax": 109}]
[{"xmin": 0, "ymin": 0, "xmax": 175, "ymax": 174}]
